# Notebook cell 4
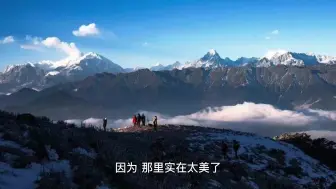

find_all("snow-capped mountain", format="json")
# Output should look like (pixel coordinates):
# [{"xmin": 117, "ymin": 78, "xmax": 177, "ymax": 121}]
[
  {"xmin": 235, "ymin": 57, "xmax": 259, "ymax": 66},
  {"xmin": 149, "ymin": 49, "xmax": 336, "ymax": 71},
  {"xmin": 257, "ymin": 50, "xmax": 336, "ymax": 67},
  {"xmin": 150, "ymin": 49, "xmax": 258, "ymax": 71},
  {"xmin": 149, "ymin": 63, "xmax": 166, "ymax": 71},
  {"xmin": 0, "ymin": 52, "xmax": 125, "ymax": 93},
  {"xmin": 165, "ymin": 61, "xmax": 182, "ymax": 70},
  {"xmin": 41, "ymin": 52, "xmax": 124, "ymax": 77},
  {"xmin": 149, "ymin": 61, "xmax": 182, "ymax": 71},
  {"xmin": 312, "ymin": 54, "xmax": 336, "ymax": 64},
  {"xmin": 181, "ymin": 49, "xmax": 234, "ymax": 69},
  {"xmin": 53, "ymin": 52, "xmax": 124, "ymax": 77},
  {"xmin": 124, "ymin": 67, "xmax": 146, "ymax": 72},
  {"xmin": 0, "ymin": 63, "xmax": 46, "ymax": 92}
]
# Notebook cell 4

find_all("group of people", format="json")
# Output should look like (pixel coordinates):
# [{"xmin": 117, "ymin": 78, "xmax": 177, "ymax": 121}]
[
  {"xmin": 132, "ymin": 113, "xmax": 158, "ymax": 131},
  {"xmin": 132, "ymin": 113, "xmax": 146, "ymax": 126},
  {"xmin": 102, "ymin": 114, "xmax": 158, "ymax": 132}
]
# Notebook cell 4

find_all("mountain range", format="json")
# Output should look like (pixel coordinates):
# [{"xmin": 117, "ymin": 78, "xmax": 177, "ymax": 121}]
[
  {"xmin": 150, "ymin": 49, "xmax": 336, "ymax": 70},
  {"xmin": 1, "ymin": 49, "xmax": 336, "ymax": 94},
  {"xmin": 0, "ymin": 64, "xmax": 335, "ymax": 120},
  {"xmin": 0, "ymin": 49, "xmax": 335, "ymax": 120}
]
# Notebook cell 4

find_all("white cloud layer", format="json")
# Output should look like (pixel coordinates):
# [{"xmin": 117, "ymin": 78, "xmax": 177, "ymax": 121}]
[
  {"xmin": 20, "ymin": 35, "xmax": 81, "ymax": 57},
  {"xmin": 25, "ymin": 35, "xmax": 42, "ymax": 45},
  {"xmin": 73, "ymin": 23, "xmax": 100, "ymax": 37},
  {"xmin": 19, "ymin": 36, "xmax": 43, "ymax": 51},
  {"xmin": 20, "ymin": 44, "xmax": 43, "ymax": 51},
  {"xmin": 65, "ymin": 102, "xmax": 336, "ymax": 140},
  {"xmin": 42, "ymin": 37, "xmax": 81, "ymax": 58},
  {"xmin": 1, "ymin": 36, "xmax": 15, "ymax": 44},
  {"xmin": 265, "ymin": 30, "xmax": 280, "ymax": 40},
  {"xmin": 271, "ymin": 30, "xmax": 279, "ymax": 35}
]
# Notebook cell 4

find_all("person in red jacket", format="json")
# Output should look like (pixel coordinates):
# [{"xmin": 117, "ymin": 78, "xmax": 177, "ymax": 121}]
[{"xmin": 132, "ymin": 115, "xmax": 137, "ymax": 127}]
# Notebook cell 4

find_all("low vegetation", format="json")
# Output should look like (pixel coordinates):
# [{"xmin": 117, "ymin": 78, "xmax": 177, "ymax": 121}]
[{"xmin": 0, "ymin": 111, "xmax": 335, "ymax": 189}]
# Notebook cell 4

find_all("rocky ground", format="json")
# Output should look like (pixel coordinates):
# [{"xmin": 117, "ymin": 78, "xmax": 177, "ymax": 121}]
[{"xmin": 0, "ymin": 112, "xmax": 336, "ymax": 189}]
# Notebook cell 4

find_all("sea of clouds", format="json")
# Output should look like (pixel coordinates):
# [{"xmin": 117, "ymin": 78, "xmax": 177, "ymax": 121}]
[{"xmin": 65, "ymin": 102, "xmax": 336, "ymax": 141}]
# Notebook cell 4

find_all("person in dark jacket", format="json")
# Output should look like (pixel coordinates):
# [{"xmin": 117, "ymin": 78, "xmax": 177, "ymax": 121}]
[
  {"xmin": 153, "ymin": 116, "xmax": 158, "ymax": 131},
  {"xmin": 233, "ymin": 140, "xmax": 240, "ymax": 159},
  {"xmin": 221, "ymin": 141, "xmax": 230, "ymax": 160},
  {"xmin": 142, "ymin": 113, "xmax": 146, "ymax": 126},
  {"xmin": 137, "ymin": 113, "xmax": 141, "ymax": 126},
  {"xmin": 103, "ymin": 118, "xmax": 107, "ymax": 132}
]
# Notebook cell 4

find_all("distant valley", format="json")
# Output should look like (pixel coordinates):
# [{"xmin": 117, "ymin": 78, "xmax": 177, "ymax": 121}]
[{"xmin": 0, "ymin": 64, "xmax": 335, "ymax": 120}]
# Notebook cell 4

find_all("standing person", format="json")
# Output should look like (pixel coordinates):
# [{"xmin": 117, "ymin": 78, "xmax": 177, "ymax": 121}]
[
  {"xmin": 137, "ymin": 113, "xmax": 141, "ymax": 127},
  {"xmin": 132, "ymin": 115, "xmax": 137, "ymax": 127},
  {"xmin": 142, "ymin": 113, "xmax": 146, "ymax": 126},
  {"xmin": 221, "ymin": 141, "xmax": 230, "ymax": 160},
  {"xmin": 233, "ymin": 140, "xmax": 240, "ymax": 159},
  {"xmin": 103, "ymin": 118, "xmax": 107, "ymax": 132},
  {"xmin": 153, "ymin": 116, "xmax": 158, "ymax": 131}
]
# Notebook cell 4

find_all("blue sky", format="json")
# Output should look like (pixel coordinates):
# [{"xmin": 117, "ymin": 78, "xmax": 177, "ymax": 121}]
[{"xmin": 0, "ymin": 0, "xmax": 335, "ymax": 69}]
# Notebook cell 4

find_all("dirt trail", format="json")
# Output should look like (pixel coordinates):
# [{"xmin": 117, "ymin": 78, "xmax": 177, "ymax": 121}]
[
  {"xmin": 116, "ymin": 125, "xmax": 154, "ymax": 132},
  {"xmin": 115, "ymin": 124, "xmax": 181, "ymax": 133}
]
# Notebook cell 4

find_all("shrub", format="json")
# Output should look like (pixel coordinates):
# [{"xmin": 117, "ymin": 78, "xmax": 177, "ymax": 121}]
[
  {"xmin": 283, "ymin": 165, "xmax": 302, "ymax": 177},
  {"xmin": 280, "ymin": 134, "xmax": 336, "ymax": 170},
  {"xmin": 72, "ymin": 166, "xmax": 103, "ymax": 189},
  {"xmin": 35, "ymin": 171, "xmax": 73, "ymax": 189},
  {"xmin": 329, "ymin": 182, "xmax": 336, "ymax": 189},
  {"xmin": 12, "ymin": 155, "xmax": 37, "ymax": 168},
  {"xmin": 267, "ymin": 149, "xmax": 286, "ymax": 165},
  {"xmin": 16, "ymin": 113, "xmax": 37, "ymax": 125}
]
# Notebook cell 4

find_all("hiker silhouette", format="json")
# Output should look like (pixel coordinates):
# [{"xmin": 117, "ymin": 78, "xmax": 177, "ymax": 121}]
[
  {"xmin": 103, "ymin": 118, "xmax": 107, "ymax": 131},
  {"xmin": 137, "ymin": 113, "xmax": 141, "ymax": 126},
  {"xmin": 233, "ymin": 140, "xmax": 240, "ymax": 159},
  {"xmin": 221, "ymin": 141, "xmax": 230, "ymax": 160},
  {"xmin": 141, "ymin": 113, "xmax": 146, "ymax": 126},
  {"xmin": 153, "ymin": 116, "xmax": 158, "ymax": 131}
]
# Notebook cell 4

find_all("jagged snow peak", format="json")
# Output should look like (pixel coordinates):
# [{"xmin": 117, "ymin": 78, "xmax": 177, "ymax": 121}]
[
  {"xmin": 315, "ymin": 54, "xmax": 336, "ymax": 64},
  {"xmin": 150, "ymin": 63, "xmax": 165, "ymax": 71},
  {"xmin": 0, "ymin": 51, "xmax": 124, "ymax": 92},
  {"xmin": 150, "ymin": 62, "xmax": 183, "ymax": 71},
  {"xmin": 4, "ymin": 65, "xmax": 17, "ymax": 73},
  {"xmin": 32, "ymin": 52, "xmax": 108, "ymax": 71},
  {"xmin": 264, "ymin": 49, "xmax": 289, "ymax": 59},
  {"xmin": 208, "ymin": 49, "xmax": 217, "ymax": 56},
  {"xmin": 48, "ymin": 52, "xmax": 104, "ymax": 69},
  {"xmin": 261, "ymin": 50, "xmax": 336, "ymax": 66},
  {"xmin": 3, "ymin": 63, "xmax": 36, "ymax": 73},
  {"xmin": 154, "ymin": 62, "xmax": 163, "ymax": 67}
]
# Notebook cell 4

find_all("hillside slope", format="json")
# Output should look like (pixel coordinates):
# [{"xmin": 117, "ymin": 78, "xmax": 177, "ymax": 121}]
[
  {"xmin": 0, "ymin": 112, "xmax": 335, "ymax": 189},
  {"xmin": 3, "ymin": 65, "xmax": 336, "ymax": 120}
]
